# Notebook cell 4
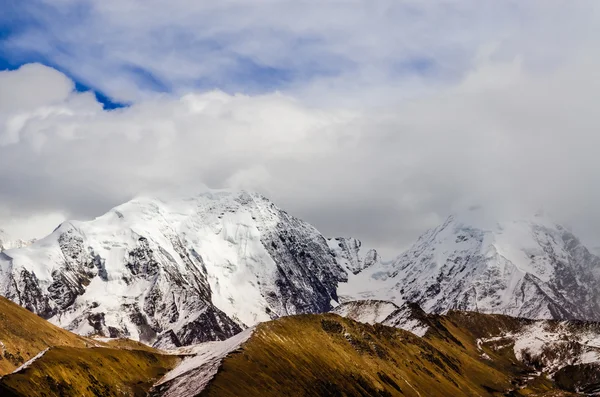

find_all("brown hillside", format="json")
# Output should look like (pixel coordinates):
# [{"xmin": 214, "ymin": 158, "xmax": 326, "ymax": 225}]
[
  {"xmin": 0, "ymin": 296, "xmax": 89, "ymax": 374},
  {"xmin": 0, "ymin": 296, "xmax": 180, "ymax": 396},
  {"xmin": 198, "ymin": 313, "xmax": 575, "ymax": 397},
  {"xmin": 0, "ymin": 346, "xmax": 178, "ymax": 397}
]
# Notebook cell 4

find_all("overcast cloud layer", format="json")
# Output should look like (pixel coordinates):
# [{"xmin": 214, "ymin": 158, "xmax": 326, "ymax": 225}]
[{"xmin": 1, "ymin": 1, "xmax": 600, "ymax": 257}]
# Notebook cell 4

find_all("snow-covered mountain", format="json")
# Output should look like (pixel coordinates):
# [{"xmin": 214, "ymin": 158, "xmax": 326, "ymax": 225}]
[
  {"xmin": 0, "ymin": 191, "xmax": 361, "ymax": 347},
  {"xmin": 341, "ymin": 208, "xmax": 600, "ymax": 321}
]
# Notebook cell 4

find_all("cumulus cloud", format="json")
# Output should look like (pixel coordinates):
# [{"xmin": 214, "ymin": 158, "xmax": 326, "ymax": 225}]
[{"xmin": 2, "ymin": 53, "xmax": 600, "ymax": 257}]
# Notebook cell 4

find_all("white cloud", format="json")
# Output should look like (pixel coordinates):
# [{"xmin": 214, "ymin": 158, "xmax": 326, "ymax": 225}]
[
  {"xmin": 2, "ymin": 2, "xmax": 600, "ymax": 256},
  {"xmin": 0, "ymin": 63, "xmax": 74, "ymax": 111},
  {"xmin": 2, "ymin": 54, "xmax": 600, "ymax": 257}
]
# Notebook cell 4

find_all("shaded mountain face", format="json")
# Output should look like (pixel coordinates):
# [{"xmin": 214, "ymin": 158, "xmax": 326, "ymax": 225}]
[
  {"xmin": 155, "ymin": 308, "xmax": 600, "ymax": 397},
  {"xmin": 341, "ymin": 209, "xmax": 600, "ymax": 321},
  {"xmin": 0, "ymin": 191, "xmax": 356, "ymax": 348},
  {"xmin": 327, "ymin": 237, "xmax": 381, "ymax": 275}
]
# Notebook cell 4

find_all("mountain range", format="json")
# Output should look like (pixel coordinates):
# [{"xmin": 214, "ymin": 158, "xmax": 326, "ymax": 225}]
[{"xmin": 2, "ymin": 192, "xmax": 600, "ymax": 350}]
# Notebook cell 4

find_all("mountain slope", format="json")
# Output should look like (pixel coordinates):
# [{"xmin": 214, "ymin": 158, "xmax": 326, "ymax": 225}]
[
  {"xmin": 0, "ymin": 296, "xmax": 89, "ymax": 375},
  {"xmin": 341, "ymin": 208, "xmax": 600, "ymax": 321},
  {"xmin": 0, "ymin": 191, "xmax": 354, "ymax": 347},
  {"xmin": 335, "ymin": 300, "xmax": 600, "ymax": 386},
  {"xmin": 0, "ymin": 346, "xmax": 178, "ymax": 397},
  {"xmin": 151, "ymin": 328, "xmax": 254, "ymax": 397},
  {"xmin": 0, "ymin": 295, "xmax": 180, "ymax": 397},
  {"xmin": 156, "ymin": 310, "xmax": 600, "ymax": 397}
]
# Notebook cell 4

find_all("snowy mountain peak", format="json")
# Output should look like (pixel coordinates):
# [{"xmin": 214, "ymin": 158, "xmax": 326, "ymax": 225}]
[
  {"xmin": 0, "ymin": 191, "xmax": 373, "ymax": 347},
  {"xmin": 448, "ymin": 205, "xmax": 503, "ymax": 231},
  {"xmin": 341, "ymin": 210, "xmax": 600, "ymax": 321}
]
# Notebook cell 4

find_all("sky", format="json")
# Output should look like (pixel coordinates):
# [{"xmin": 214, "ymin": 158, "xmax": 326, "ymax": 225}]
[{"xmin": 1, "ymin": 1, "xmax": 600, "ymax": 257}]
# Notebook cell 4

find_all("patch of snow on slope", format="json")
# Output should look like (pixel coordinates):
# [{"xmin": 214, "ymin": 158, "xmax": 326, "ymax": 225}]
[
  {"xmin": 332, "ymin": 300, "xmax": 429, "ymax": 337},
  {"xmin": 387, "ymin": 316, "xmax": 429, "ymax": 337},
  {"xmin": 380, "ymin": 303, "xmax": 429, "ymax": 337},
  {"xmin": 479, "ymin": 321, "xmax": 600, "ymax": 375},
  {"xmin": 154, "ymin": 327, "xmax": 254, "ymax": 397},
  {"xmin": 10, "ymin": 348, "xmax": 49, "ymax": 374},
  {"xmin": 332, "ymin": 300, "xmax": 399, "ymax": 325},
  {"xmin": 336, "ymin": 261, "xmax": 400, "ymax": 304}
]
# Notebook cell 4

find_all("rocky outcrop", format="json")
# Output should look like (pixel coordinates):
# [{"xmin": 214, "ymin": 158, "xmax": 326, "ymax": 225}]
[{"xmin": 327, "ymin": 237, "xmax": 381, "ymax": 275}]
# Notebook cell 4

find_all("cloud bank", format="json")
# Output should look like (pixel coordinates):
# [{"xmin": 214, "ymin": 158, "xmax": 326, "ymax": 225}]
[
  {"xmin": 2, "ymin": 1, "xmax": 600, "ymax": 256},
  {"xmin": 2, "ymin": 52, "xmax": 600, "ymax": 257}
]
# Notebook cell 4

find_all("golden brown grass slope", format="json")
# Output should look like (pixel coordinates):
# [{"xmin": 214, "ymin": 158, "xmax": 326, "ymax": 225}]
[
  {"xmin": 0, "ymin": 346, "xmax": 179, "ymax": 397},
  {"xmin": 0, "ymin": 296, "xmax": 89, "ymax": 374},
  {"xmin": 198, "ymin": 313, "xmax": 576, "ymax": 397},
  {"xmin": 0, "ymin": 296, "xmax": 180, "ymax": 396}
]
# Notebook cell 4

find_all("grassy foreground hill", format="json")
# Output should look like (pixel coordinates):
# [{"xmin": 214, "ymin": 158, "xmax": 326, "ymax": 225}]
[
  {"xmin": 195, "ymin": 314, "xmax": 537, "ymax": 397},
  {"xmin": 0, "ymin": 296, "xmax": 180, "ymax": 396},
  {"xmin": 155, "ymin": 311, "xmax": 585, "ymax": 397},
  {"xmin": 0, "ymin": 346, "xmax": 179, "ymax": 397}
]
